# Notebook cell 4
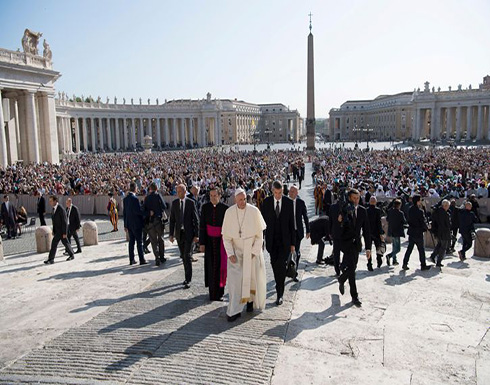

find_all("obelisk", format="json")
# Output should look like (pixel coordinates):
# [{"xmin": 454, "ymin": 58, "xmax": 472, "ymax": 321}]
[{"xmin": 306, "ymin": 13, "xmax": 316, "ymax": 151}]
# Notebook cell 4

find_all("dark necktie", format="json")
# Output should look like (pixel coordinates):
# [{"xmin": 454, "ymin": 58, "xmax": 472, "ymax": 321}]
[
  {"xmin": 275, "ymin": 201, "xmax": 280, "ymax": 218},
  {"xmin": 180, "ymin": 200, "xmax": 184, "ymax": 226}
]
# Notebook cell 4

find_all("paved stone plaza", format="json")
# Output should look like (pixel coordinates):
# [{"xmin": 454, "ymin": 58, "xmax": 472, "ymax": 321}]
[{"xmin": 0, "ymin": 164, "xmax": 489, "ymax": 384}]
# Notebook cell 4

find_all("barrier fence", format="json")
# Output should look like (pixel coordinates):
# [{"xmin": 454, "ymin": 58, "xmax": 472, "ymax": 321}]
[{"xmin": 6, "ymin": 194, "xmax": 490, "ymax": 222}]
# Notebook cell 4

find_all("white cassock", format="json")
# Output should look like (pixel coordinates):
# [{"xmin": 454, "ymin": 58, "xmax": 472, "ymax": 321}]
[{"xmin": 222, "ymin": 203, "xmax": 267, "ymax": 317}]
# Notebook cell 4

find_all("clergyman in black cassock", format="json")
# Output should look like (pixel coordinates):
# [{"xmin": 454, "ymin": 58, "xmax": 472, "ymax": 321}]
[{"xmin": 199, "ymin": 188, "xmax": 229, "ymax": 301}]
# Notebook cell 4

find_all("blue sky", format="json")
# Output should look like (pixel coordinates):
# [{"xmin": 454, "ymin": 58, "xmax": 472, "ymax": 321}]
[{"xmin": 1, "ymin": 0, "xmax": 489, "ymax": 117}]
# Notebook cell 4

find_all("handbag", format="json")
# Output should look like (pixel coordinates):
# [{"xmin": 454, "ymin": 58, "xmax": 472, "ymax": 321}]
[
  {"xmin": 376, "ymin": 240, "xmax": 386, "ymax": 255},
  {"xmin": 286, "ymin": 251, "xmax": 297, "ymax": 278}
]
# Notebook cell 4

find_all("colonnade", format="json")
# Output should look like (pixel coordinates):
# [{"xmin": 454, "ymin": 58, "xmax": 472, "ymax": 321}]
[
  {"xmin": 413, "ymin": 104, "xmax": 490, "ymax": 141},
  {"xmin": 56, "ymin": 115, "xmax": 222, "ymax": 153}
]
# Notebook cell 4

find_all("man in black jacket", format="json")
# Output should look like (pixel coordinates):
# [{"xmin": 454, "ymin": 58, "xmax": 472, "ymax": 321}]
[
  {"xmin": 386, "ymin": 199, "xmax": 406, "ymax": 265},
  {"xmin": 288, "ymin": 185, "xmax": 310, "ymax": 282},
  {"xmin": 44, "ymin": 196, "xmax": 74, "ymax": 264},
  {"xmin": 1, "ymin": 195, "xmax": 17, "ymax": 239},
  {"xmin": 429, "ymin": 199, "xmax": 451, "ymax": 267},
  {"xmin": 338, "ymin": 189, "xmax": 371, "ymax": 307},
  {"xmin": 366, "ymin": 196, "xmax": 385, "ymax": 270},
  {"xmin": 36, "ymin": 191, "xmax": 46, "ymax": 226},
  {"xmin": 328, "ymin": 201, "xmax": 342, "ymax": 274},
  {"xmin": 169, "ymin": 184, "xmax": 199, "ymax": 289},
  {"xmin": 261, "ymin": 180, "xmax": 295, "ymax": 305},
  {"xmin": 458, "ymin": 201, "xmax": 478, "ymax": 261},
  {"xmin": 402, "ymin": 195, "xmax": 431, "ymax": 271},
  {"xmin": 143, "ymin": 182, "xmax": 167, "ymax": 266},
  {"xmin": 65, "ymin": 198, "xmax": 82, "ymax": 254}
]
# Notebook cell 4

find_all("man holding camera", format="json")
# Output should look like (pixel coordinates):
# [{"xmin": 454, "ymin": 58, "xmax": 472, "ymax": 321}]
[{"xmin": 338, "ymin": 189, "xmax": 371, "ymax": 307}]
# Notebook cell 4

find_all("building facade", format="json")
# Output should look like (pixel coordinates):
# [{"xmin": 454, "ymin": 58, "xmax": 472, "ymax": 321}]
[
  {"xmin": 0, "ymin": 33, "xmax": 303, "ymax": 167},
  {"xmin": 329, "ymin": 78, "xmax": 490, "ymax": 142}
]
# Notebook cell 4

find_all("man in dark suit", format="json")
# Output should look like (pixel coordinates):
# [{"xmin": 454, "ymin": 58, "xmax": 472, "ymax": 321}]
[
  {"xmin": 322, "ymin": 185, "xmax": 333, "ymax": 215},
  {"xmin": 36, "ymin": 191, "xmax": 47, "ymax": 226},
  {"xmin": 386, "ymin": 199, "xmax": 406, "ymax": 265},
  {"xmin": 44, "ymin": 196, "xmax": 74, "ymax": 264},
  {"xmin": 402, "ymin": 195, "xmax": 431, "ymax": 271},
  {"xmin": 261, "ymin": 180, "xmax": 295, "ymax": 305},
  {"xmin": 338, "ymin": 189, "xmax": 371, "ymax": 307},
  {"xmin": 329, "ymin": 201, "xmax": 343, "ymax": 274},
  {"xmin": 429, "ymin": 199, "xmax": 451, "ymax": 268},
  {"xmin": 309, "ymin": 215, "xmax": 330, "ymax": 266},
  {"xmin": 1, "ymin": 195, "xmax": 17, "ymax": 239},
  {"xmin": 366, "ymin": 196, "xmax": 385, "ymax": 270},
  {"xmin": 288, "ymin": 185, "xmax": 310, "ymax": 282},
  {"xmin": 123, "ymin": 182, "xmax": 147, "ymax": 265},
  {"xmin": 169, "ymin": 184, "xmax": 199, "ymax": 289},
  {"xmin": 65, "ymin": 198, "xmax": 82, "ymax": 254},
  {"xmin": 143, "ymin": 182, "xmax": 167, "ymax": 266}
]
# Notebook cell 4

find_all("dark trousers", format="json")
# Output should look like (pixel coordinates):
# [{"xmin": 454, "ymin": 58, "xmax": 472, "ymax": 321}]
[
  {"xmin": 461, "ymin": 232, "xmax": 473, "ymax": 257},
  {"xmin": 48, "ymin": 233, "xmax": 73, "ymax": 261},
  {"xmin": 67, "ymin": 228, "xmax": 82, "ymax": 252},
  {"xmin": 177, "ymin": 229, "xmax": 193, "ymax": 283},
  {"xmin": 294, "ymin": 232, "xmax": 302, "ymax": 275},
  {"xmin": 338, "ymin": 251, "xmax": 359, "ymax": 300},
  {"xmin": 148, "ymin": 221, "xmax": 165, "ymax": 260},
  {"xmin": 403, "ymin": 235, "xmax": 426, "ymax": 267},
  {"xmin": 450, "ymin": 228, "xmax": 458, "ymax": 249},
  {"xmin": 332, "ymin": 238, "xmax": 341, "ymax": 275},
  {"xmin": 270, "ymin": 244, "xmax": 288, "ymax": 300},
  {"xmin": 39, "ymin": 212, "xmax": 46, "ymax": 226},
  {"xmin": 4, "ymin": 218, "xmax": 16, "ymax": 238},
  {"xmin": 128, "ymin": 227, "xmax": 144, "ymax": 263}
]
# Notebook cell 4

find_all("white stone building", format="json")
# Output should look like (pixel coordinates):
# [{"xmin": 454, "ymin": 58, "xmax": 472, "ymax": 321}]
[
  {"xmin": 0, "ymin": 33, "xmax": 303, "ymax": 167},
  {"xmin": 329, "ymin": 77, "xmax": 490, "ymax": 142}
]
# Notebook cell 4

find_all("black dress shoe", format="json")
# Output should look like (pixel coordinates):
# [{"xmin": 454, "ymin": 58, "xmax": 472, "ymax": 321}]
[
  {"xmin": 316, "ymin": 259, "xmax": 325, "ymax": 265},
  {"xmin": 402, "ymin": 265, "xmax": 409, "ymax": 270},
  {"xmin": 352, "ymin": 298, "xmax": 362, "ymax": 307},
  {"xmin": 246, "ymin": 301, "xmax": 254, "ymax": 312},
  {"xmin": 129, "ymin": 259, "xmax": 136, "ymax": 265},
  {"xmin": 435, "ymin": 263, "xmax": 444, "ymax": 267},
  {"xmin": 421, "ymin": 265, "xmax": 432, "ymax": 270},
  {"xmin": 182, "ymin": 280, "xmax": 188, "ymax": 285},
  {"xmin": 160, "ymin": 257, "xmax": 167, "ymax": 264},
  {"xmin": 227, "ymin": 313, "xmax": 241, "ymax": 322},
  {"xmin": 276, "ymin": 297, "xmax": 283, "ymax": 306},
  {"xmin": 339, "ymin": 281, "xmax": 345, "ymax": 295},
  {"xmin": 367, "ymin": 262, "xmax": 374, "ymax": 272},
  {"xmin": 44, "ymin": 259, "xmax": 54, "ymax": 265},
  {"xmin": 144, "ymin": 249, "xmax": 151, "ymax": 254},
  {"xmin": 140, "ymin": 260, "xmax": 148, "ymax": 265},
  {"xmin": 292, "ymin": 276, "xmax": 299, "ymax": 282},
  {"xmin": 183, "ymin": 283, "xmax": 190, "ymax": 289},
  {"xmin": 75, "ymin": 250, "xmax": 82, "ymax": 254},
  {"xmin": 155, "ymin": 258, "xmax": 161, "ymax": 266},
  {"xmin": 66, "ymin": 256, "xmax": 74, "ymax": 261}
]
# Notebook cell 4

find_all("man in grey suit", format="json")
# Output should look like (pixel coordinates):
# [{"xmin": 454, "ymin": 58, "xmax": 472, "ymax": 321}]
[{"xmin": 169, "ymin": 184, "xmax": 199, "ymax": 289}]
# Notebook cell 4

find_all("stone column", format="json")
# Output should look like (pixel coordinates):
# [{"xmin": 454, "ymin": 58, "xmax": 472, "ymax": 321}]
[
  {"xmin": 189, "ymin": 118, "xmax": 194, "ymax": 146},
  {"xmin": 156, "ymin": 118, "xmax": 161, "ymax": 147},
  {"xmin": 446, "ymin": 107, "xmax": 453, "ymax": 140},
  {"xmin": 172, "ymin": 118, "xmax": 177, "ymax": 147},
  {"xmin": 487, "ymin": 105, "xmax": 490, "ymax": 140},
  {"xmin": 115, "ymin": 118, "xmax": 121, "ymax": 150},
  {"xmin": 466, "ymin": 106, "xmax": 473, "ymax": 140},
  {"xmin": 25, "ymin": 91, "xmax": 40, "ymax": 163},
  {"xmin": 90, "ymin": 118, "xmax": 97, "ymax": 151},
  {"xmin": 430, "ymin": 107, "xmax": 439, "ymax": 140},
  {"xmin": 39, "ymin": 93, "xmax": 59, "ymax": 163},
  {"xmin": 107, "ymin": 118, "xmax": 113, "ymax": 150},
  {"xmin": 216, "ymin": 115, "xmax": 221, "ymax": 145},
  {"xmin": 131, "ymin": 118, "xmax": 136, "ymax": 147},
  {"xmin": 163, "ymin": 118, "xmax": 169, "ymax": 146},
  {"xmin": 477, "ymin": 105, "xmax": 483, "ymax": 140},
  {"xmin": 456, "ymin": 106, "xmax": 462, "ymax": 140},
  {"xmin": 7, "ymin": 98, "xmax": 19, "ymax": 163},
  {"xmin": 180, "ymin": 118, "xmax": 185, "ymax": 146},
  {"xmin": 82, "ymin": 118, "xmax": 88, "ymax": 151},
  {"xmin": 198, "ymin": 117, "xmax": 204, "ymax": 147},
  {"xmin": 64, "ymin": 118, "xmax": 71, "ymax": 152},
  {"xmin": 74, "ymin": 117, "xmax": 80, "ymax": 153},
  {"xmin": 139, "ymin": 118, "xmax": 144, "ymax": 144},
  {"xmin": 0, "ymin": 89, "xmax": 7, "ymax": 168}
]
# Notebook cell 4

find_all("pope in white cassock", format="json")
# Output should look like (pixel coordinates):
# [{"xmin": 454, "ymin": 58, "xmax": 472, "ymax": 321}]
[{"xmin": 222, "ymin": 188, "xmax": 267, "ymax": 322}]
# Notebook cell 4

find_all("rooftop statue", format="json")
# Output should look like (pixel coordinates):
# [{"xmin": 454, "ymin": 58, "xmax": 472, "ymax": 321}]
[
  {"xmin": 21, "ymin": 29, "xmax": 43, "ymax": 56},
  {"xmin": 42, "ymin": 39, "xmax": 52, "ymax": 61}
]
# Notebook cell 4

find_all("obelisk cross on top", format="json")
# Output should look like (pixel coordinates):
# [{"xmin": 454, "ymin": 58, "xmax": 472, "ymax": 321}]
[{"xmin": 306, "ymin": 11, "xmax": 316, "ymax": 151}]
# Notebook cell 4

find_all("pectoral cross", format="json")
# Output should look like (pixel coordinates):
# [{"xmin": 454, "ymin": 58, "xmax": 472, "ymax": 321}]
[{"xmin": 239, "ymin": 229, "xmax": 242, "ymax": 238}]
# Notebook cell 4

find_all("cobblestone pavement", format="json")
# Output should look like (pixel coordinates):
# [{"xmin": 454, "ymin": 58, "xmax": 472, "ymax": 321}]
[
  {"xmin": 2, "ymin": 216, "xmax": 126, "ymax": 256},
  {"xmin": 0, "ymin": 236, "xmax": 310, "ymax": 384}
]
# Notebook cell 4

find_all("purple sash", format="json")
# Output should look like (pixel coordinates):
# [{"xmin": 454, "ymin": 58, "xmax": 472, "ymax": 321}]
[{"xmin": 206, "ymin": 225, "xmax": 228, "ymax": 288}]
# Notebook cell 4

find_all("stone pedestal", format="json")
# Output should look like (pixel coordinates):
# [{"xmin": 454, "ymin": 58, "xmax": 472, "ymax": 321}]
[
  {"xmin": 35, "ymin": 226, "xmax": 53, "ymax": 253},
  {"xmin": 0, "ymin": 237, "xmax": 4, "ymax": 261},
  {"xmin": 474, "ymin": 228, "xmax": 490, "ymax": 257},
  {"xmin": 424, "ymin": 231, "xmax": 437, "ymax": 249},
  {"xmin": 381, "ymin": 217, "xmax": 392, "ymax": 244},
  {"xmin": 83, "ymin": 221, "xmax": 98, "ymax": 246}
]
